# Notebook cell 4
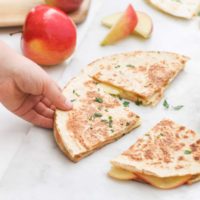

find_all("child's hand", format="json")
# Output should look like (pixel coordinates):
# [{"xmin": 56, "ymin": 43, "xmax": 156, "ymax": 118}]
[{"xmin": 0, "ymin": 41, "xmax": 72, "ymax": 128}]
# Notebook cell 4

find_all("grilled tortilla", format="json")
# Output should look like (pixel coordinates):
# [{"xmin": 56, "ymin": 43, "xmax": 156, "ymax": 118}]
[
  {"xmin": 86, "ymin": 51, "xmax": 189, "ymax": 106},
  {"xmin": 54, "ymin": 74, "xmax": 141, "ymax": 162},
  {"xmin": 147, "ymin": 0, "xmax": 200, "ymax": 19},
  {"xmin": 109, "ymin": 119, "xmax": 200, "ymax": 189}
]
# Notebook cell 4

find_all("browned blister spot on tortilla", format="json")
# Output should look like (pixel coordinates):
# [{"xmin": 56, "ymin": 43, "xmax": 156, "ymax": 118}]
[
  {"xmin": 122, "ymin": 119, "xmax": 194, "ymax": 167},
  {"xmin": 67, "ymin": 106, "xmax": 109, "ymax": 150},
  {"xmin": 190, "ymin": 139, "xmax": 200, "ymax": 162}
]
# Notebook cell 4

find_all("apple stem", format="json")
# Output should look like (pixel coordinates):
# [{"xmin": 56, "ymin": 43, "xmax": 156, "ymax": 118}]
[{"xmin": 9, "ymin": 30, "xmax": 23, "ymax": 36}]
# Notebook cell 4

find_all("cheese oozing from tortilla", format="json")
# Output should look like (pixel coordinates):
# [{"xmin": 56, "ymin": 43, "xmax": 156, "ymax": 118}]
[
  {"xmin": 86, "ymin": 51, "xmax": 189, "ymax": 106},
  {"xmin": 108, "ymin": 166, "xmax": 196, "ymax": 189},
  {"xmin": 109, "ymin": 119, "xmax": 200, "ymax": 189}
]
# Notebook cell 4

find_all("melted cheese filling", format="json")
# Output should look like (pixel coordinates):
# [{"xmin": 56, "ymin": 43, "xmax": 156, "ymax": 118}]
[
  {"xmin": 98, "ymin": 83, "xmax": 158, "ymax": 106},
  {"xmin": 109, "ymin": 166, "xmax": 199, "ymax": 189}
]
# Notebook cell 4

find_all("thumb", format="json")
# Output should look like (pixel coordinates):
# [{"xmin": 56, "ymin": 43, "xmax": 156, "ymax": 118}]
[{"xmin": 43, "ymin": 80, "xmax": 73, "ymax": 111}]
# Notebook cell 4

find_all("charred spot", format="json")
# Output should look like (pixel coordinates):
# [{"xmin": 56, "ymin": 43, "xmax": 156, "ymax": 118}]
[
  {"xmin": 179, "ymin": 126, "xmax": 186, "ymax": 131},
  {"xmin": 144, "ymin": 150, "xmax": 154, "ymax": 160},
  {"xmin": 194, "ymin": 156, "xmax": 200, "ymax": 161},
  {"xmin": 178, "ymin": 156, "xmax": 185, "ymax": 161}
]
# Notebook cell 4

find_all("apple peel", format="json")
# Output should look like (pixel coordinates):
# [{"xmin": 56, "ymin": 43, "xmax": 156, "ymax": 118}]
[
  {"xmin": 100, "ymin": 4, "xmax": 138, "ymax": 46},
  {"xmin": 101, "ymin": 11, "xmax": 153, "ymax": 39}
]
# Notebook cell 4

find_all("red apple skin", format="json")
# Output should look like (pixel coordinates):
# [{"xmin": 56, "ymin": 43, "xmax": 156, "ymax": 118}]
[
  {"xmin": 45, "ymin": 0, "xmax": 83, "ymax": 13},
  {"xmin": 21, "ymin": 5, "xmax": 77, "ymax": 66}
]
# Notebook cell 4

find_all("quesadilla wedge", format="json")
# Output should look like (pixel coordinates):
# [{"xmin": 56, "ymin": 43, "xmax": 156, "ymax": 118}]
[
  {"xmin": 54, "ymin": 74, "xmax": 141, "ymax": 162},
  {"xmin": 109, "ymin": 119, "xmax": 200, "ymax": 189},
  {"xmin": 86, "ymin": 51, "xmax": 189, "ymax": 106},
  {"xmin": 147, "ymin": 0, "xmax": 200, "ymax": 19}
]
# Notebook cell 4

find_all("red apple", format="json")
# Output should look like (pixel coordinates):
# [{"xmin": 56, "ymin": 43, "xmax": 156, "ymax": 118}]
[
  {"xmin": 21, "ymin": 5, "xmax": 77, "ymax": 66},
  {"xmin": 45, "ymin": 0, "xmax": 83, "ymax": 13}
]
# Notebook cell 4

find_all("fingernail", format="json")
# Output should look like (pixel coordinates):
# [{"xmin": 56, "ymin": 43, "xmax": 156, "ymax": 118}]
[{"xmin": 65, "ymin": 99, "xmax": 73, "ymax": 110}]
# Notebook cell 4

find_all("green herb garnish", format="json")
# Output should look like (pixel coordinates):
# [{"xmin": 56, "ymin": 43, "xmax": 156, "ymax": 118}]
[
  {"xmin": 184, "ymin": 150, "xmax": 192, "ymax": 155},
  {"xmin": 108, "ymin": 116, "xmax": 113, "ymax": 128},
  {"xmin": 101, "ymin": 119, "xmax": 108, "ymax": 123},
  {"xmin": 73, "ymin": 90, "xmax": 80, "ymax": 97},
  {"xmin": 163, "ymin": 99, "xmax": 169, "ymax": 109},
  {"xmin": 123, "ymin": 101, "xmax": 130, "ymax": 107},
  {"xmin": 126, "ymin": 64, "xmax": 135, "ymax": 68},
  {"xmin": 95, "ymin": 97, "xmax": 103, "ymax": 103},
  {"xmin": 94, "ymin": 113, "xmax": 102, "ymax": 118},
  {"xmin": 70, "ymin": 99, "xmax": 76, "ymax": 102},
  {"xmin": 173, "ymin": 105, "xmax": 184, "ymax": 110},
  {"xmin": 89, "ymin": 112, "xmax": 102, "ymax": 121},
  {"xmin": 114, "ymin": 65, "xmax": 121, "ymax": 68}
]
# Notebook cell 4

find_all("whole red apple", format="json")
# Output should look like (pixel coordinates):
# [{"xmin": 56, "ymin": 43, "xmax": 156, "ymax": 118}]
[
  {"xmin": 21, "ymin": 5, "xmax": 77, "ymax": 66},
  {"xmin": 45, "ymin": 0, "xmax": 83, "ymax": 13}
]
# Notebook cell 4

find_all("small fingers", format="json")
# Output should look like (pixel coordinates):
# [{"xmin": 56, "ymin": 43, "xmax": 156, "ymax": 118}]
[
  {"xmin": 34, "ymin": 102, "xmax": 54, "ymax": 119},
  {"xmin": 41, "ymin": 97, "xmax": 56, "ymax": 110},
  {"xmin": 43, "ymin": 80, "xmax": 73, "ymax": 111},
  {"xmin": 22, "ymin": 109, "xmax": 53, "ymax": 128},
  {"xmin": 13, "ymin": 95, "xmax": 43, "ymax": 116}
]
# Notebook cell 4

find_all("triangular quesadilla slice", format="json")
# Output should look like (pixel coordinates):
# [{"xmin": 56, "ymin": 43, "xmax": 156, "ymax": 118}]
[
  {"xmin": 109, "ymin": 119, "xmax": 200, "ymax": 189},
  {"xmin": 147, "ymin": 0, "xmax": 200, "ymax": 19},
  {"xmin": 54, "ymin": 74, "xmax": 141, "ymax": 162},
  {"xmin": 86, "ymin": 51, "xmax": 189, "ymax": 106}
]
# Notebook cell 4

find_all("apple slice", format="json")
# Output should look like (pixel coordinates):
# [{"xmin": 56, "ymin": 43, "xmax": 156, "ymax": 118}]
[
  {"xmin": 101, "ymin": 11, "xmax": 153, "ymax": 39},
  {"xmin": 136, "ymin": 173, "xmax": 192, "ymax": 189},
  {"xmin": 101, "ymin": 4, "xmax": 138, "ymax": 46},
  {"xmin": 108, "ymin": 166, "xmax": 137, "ymax": 180}
]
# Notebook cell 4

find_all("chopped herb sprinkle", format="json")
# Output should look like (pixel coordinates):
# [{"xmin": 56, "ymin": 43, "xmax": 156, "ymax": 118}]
[
  {"xmin": 184, "ymin": 150, "xmax": 192, "ymax": 155},
  {"xmin": 108, "ymin": 116, "xmax": 113, "ymax": 128},
  {"xmin": 89, "ymin": 112, "xmax": 102, "ymax": 121},
  {"xmin": 101, "ymin": 119, "xmax": 108, "ymax": 123},
  {"xmin": 123, "ymin": 101, "xmax": 130, "ymax": 107},
  {"xmin": 126, "ymin": 64, "xmax": 135, "ymax": 68},
  {"xmin": 73, "ymin": 90, "xmax": 80, "ymax": 97},
  {"xmin": 163, "ymin": 99, "xmax": 169, "ymax": 109},
  {"xmin": 173, "ymin": 105, "xmax": 184, "ymax": 110},
  {"xmin": 70, "ymin": 99, "xmax": 76, "ymax": 102},
  {"xmin": 94, "ymin": 113, "xmax": 102, "ymax": 118},
  {"xmin": 97, "ymin": 106, "xmax": 102, "ymax": 111},
  {"xmin": 95, "ymin": 97, "xmax": 103, "ymax": 103},
  {"xmin": 163, "ymin": 99, "xmax": 184, "ymax": 110},
  {"xmin": 114, "ymin": 65, "xmax": 121, "ymax": 68}
]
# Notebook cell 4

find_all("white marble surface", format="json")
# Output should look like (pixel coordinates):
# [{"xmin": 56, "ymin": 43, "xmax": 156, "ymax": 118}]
[
  {"xmin": 0, "ymin": 0, "xmax": 200, "ymax": 199},
  {"xmin": 0, "ymin": 0, "xmax": 103, "ymax": 181}
]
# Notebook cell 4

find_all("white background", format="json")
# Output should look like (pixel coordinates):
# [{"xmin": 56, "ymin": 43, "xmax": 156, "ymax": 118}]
[{"xmin": 0, "ymin": 0, "xmax": 200, "ymax": 199}]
